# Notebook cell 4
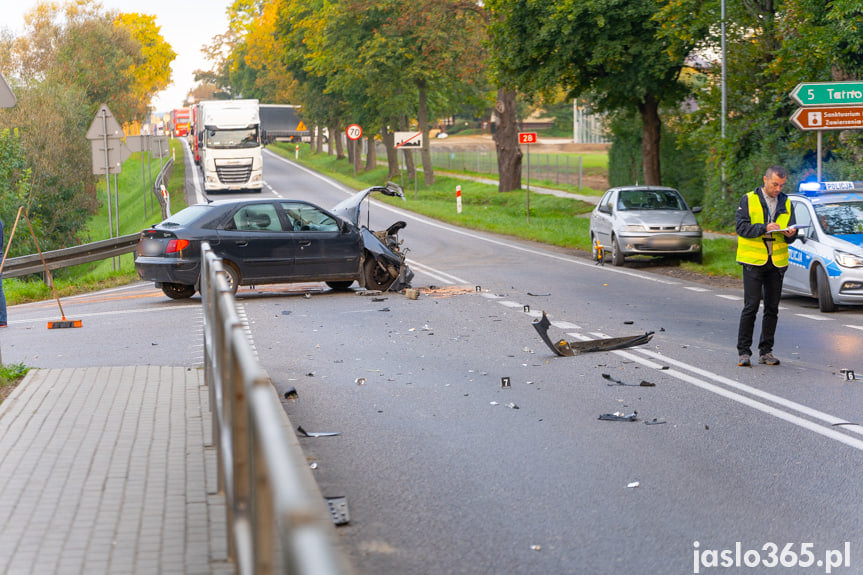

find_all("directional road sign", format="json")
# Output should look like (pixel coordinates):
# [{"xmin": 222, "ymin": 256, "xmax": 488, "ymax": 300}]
[
  {"xmin": 790, "ymin": 82, "xmax": 863, "ymax": 107},
  {"xmin": 790, "ymin": 106, "xmax": 863, "ymax": 131},
  {"xmin": 394, "ymin": 131, "xmax": 422, "ymax": 149}
]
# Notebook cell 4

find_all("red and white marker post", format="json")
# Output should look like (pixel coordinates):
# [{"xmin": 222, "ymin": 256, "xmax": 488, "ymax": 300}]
[{"xmin": 456, "ymin": 185, "xmax": 462, "ymax": 214}]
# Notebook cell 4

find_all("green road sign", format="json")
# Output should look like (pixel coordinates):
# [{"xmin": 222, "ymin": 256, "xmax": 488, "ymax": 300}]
[{"xmin": 790, "ymin": 82, "xmax": 863, "ymax": 106}]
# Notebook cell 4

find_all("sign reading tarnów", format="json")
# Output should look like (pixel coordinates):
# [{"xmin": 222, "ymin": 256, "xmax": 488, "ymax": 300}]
[
  {"xmin": 790, "ymin": 82, "xmax": 863, "ymax": 107},
  {"xmin": 790, "ymin": 106, "xmax": 863, "ymax": 131}
]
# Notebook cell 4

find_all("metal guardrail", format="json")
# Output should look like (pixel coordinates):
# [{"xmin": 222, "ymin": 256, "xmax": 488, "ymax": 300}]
[
  {"xmin": 201, "ymin": 242, "xmax": 349, "ymax": 575},
  {"xmin": 2, "ymin": 233, "xmax": 141, "ymax": 279}
]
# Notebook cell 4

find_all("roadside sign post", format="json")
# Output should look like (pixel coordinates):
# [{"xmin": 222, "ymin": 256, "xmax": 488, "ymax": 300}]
[
  {"xmin": 519, "ymin": 132, "xmax": 537, "ymax": 223},
  {"xmin": 790, "ymin": 82, "xmax": 863, "ymax": 182},
  {"xmin": 394, "ymin": 131, "xmax": 423, "ymax": 199},
  {"xmin": 86, "ymin": 104, "xmax": 125, "ymax": 270},
  {"xmin": 346, "ymin": 124, "xmax": 362, "ymax": 177}
]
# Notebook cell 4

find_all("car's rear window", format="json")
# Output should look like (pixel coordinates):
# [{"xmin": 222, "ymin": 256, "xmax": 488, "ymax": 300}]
[{"xmin": 157, "ymin": 205, "xmax": 213, "ymax": 228}]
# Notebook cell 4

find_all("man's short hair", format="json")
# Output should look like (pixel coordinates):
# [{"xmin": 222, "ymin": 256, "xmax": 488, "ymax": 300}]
[{"xmin": 765, "ymin": 165, "xmax": 787, "ymax": 180}]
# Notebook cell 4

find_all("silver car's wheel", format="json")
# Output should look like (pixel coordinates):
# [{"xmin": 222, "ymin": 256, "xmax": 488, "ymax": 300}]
[
  {"xmin": 815, "ymin": 265, "xmax": 836, "ymax": 312},
  {"xmin": 611, "ymin": 235, "xmax": 624, "ymax": 266}
]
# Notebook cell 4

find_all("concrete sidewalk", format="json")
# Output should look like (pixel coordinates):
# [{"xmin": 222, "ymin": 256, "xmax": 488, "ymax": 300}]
[{"xmin": 0, "ymin": 365, "xmax": 234, "ymax": 574}]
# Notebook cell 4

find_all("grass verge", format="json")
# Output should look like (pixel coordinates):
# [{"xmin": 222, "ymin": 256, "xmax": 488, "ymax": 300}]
[{"xmin": 0, "ymin": 362, "xmax": 30, "ymax": 405}]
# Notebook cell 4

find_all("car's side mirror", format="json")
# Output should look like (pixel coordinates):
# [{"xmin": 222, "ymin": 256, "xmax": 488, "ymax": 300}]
[
  {"xmin": 598, "ymin": 205, "xmax": 611, "ymax": 215},
  {"xmin": 692, "ymin": 206, "xmax": 703, "ymax": 214}
]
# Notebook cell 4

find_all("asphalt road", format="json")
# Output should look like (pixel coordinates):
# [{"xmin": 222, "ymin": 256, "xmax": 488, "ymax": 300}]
[
  {"xmin": 247, "ymin": 151, "xmax": 863, "ymax": 574},
  {"xmin": 5, "ymin": 147, "xmax": 861, "ymax": 574}
]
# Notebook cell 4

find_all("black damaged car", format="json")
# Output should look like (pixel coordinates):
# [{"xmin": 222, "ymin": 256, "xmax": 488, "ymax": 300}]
[{"xmin": 134, "ymin": 184, "xmax": 413, "ymax": 299}]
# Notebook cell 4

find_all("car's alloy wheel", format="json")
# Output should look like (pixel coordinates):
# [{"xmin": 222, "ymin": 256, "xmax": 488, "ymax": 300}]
[{"xmin": 221, "ymin": 263, "xmax": 240, "ymax": 295}]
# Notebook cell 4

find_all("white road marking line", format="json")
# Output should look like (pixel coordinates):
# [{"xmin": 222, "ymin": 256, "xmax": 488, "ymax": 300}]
[
  {"xmin": 846, "ymin": 325, "xmax": 863, "ymax": 331},
  {"xmin": 9, "ymin": 305, "xmax": 201, "ymax": 325},
  {"xmin": 407, "ymin": 261, "xmax": 470, "ymax": 285},
  {"xmin": 551, "ymin": 320, "xmax": 581, "ymax": 330},
  {"xmin": 795, "ymin": 313, "xmax": 834, "ymax": 321},
  {"xmin": 498, "ymin": 301, "xmax": 524, "ymax": 308},
  {"xmin": 715, "ymin": 294, "xmax": 743, "ymax": 300},
  {"xmin": 685, "ymin": 286, "xmax": 710, "ymax": 292}
]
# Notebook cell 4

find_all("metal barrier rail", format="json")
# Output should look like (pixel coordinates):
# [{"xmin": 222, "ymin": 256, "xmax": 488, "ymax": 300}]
[
  {"xmin": 201, "ymin": 242, "xmax": 349, "ymax": 575},
  {"xmin": 2, "ymin": 233, "xmax": 141, "ymax": 279}
]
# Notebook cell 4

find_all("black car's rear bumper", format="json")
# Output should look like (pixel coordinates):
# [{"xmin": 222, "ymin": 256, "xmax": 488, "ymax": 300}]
[{"xmin": 135, "ymin": 256, "xmax": 201, "ymax": 286}]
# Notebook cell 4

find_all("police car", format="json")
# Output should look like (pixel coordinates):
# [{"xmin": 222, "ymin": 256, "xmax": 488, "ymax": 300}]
[{"xmin": 782, "ymin": 181, "xmax": 863, "ymax": 312}]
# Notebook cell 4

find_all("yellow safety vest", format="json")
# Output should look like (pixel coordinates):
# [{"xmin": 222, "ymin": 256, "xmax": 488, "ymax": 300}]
[{"xmin": 737, "ymin": 192, "xmax": 791, "ymax": 266}]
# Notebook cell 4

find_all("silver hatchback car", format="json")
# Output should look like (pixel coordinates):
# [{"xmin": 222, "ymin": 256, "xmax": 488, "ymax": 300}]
[{"xmin": 589, "ymin": 186, "xmax": 703, "ymax": 266}]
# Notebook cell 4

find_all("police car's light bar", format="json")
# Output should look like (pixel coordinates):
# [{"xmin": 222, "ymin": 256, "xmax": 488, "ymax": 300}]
[{"xmin": 797, "ymin": 181, "xmax": 863, "ymax": 196}]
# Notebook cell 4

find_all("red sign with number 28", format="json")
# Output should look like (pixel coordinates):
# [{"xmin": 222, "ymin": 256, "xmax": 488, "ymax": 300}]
[{"xmin": 519, "ymin": 132, "xmax": 537, "ymax": 144}]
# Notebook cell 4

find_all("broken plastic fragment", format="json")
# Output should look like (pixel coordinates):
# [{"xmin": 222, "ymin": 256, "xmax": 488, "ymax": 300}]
[
  {"xmin": 598, "ymin": 411, "xmax": 638, "ymax": 422},
  {"xmin": 645, "ymin": 418, "xmax": 666, "ymax": 425},
  {"xmin": 530, "ymin": 545, "xmax": 542, "ymax": 551},
  {"xmin": 532, "ymin": 311, "xmax": 653, "ymax": 356},
  {"xmin": 284, "ymin": 387, "xmax": 298, "ymax": 400},
  {"xmin": 355, "ymin": 377, "xmax": 366, "ymax": 385},
  {"xmin": 505, "ymin": 402, "xmax": 519, "ymax": 410},
  {"xmin": 602, "ymin": 373, "xmax": 656, "ymax": 387},
  {"xmin": 297, "ymin": 425, "xmax": 341, "ymax": 437},
  {"xmin": 627, "ymin": 481, "xmax": 640, "ymax": 488}
]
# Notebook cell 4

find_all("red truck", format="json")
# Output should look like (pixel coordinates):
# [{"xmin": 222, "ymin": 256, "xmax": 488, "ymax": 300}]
[{"xmin": 172, "ymin": 108, "xmax": 192, "ymax": 137}]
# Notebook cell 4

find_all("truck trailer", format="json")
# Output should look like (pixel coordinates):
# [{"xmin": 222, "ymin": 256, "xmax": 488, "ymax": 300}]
[
  {"xmin": 195, "ymin": 99, "xmax": 263, "ymax": 193},
  {"xmin": 259, "ymin": 104, "xmax": 310, "ymax": 144}
]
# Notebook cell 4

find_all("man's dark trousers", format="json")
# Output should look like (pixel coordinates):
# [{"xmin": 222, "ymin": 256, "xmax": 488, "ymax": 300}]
[{"xmin": 737, "ymin": 261, "xmax": 785, "ymax": 356}]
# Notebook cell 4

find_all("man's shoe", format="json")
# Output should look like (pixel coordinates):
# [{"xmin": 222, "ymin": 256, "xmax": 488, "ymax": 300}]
[
  {"xmin": 738, "ymin": 354, "xmax": 751, "ymax": 367},
  {"xmin": 759, "ymin": 352, "xmax": 780, "ymax": 366}
]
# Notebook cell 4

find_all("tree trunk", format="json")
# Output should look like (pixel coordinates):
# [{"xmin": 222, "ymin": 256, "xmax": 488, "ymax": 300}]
[
  {"xmin": 638, "ymin": 95, "xmax": 662, "ymax": 185},
  {"xmin": 332, "ymin": 124, "xmax": 344, "ymax": 159},
  {"xmin": 492, "ymin": 87, "xmax": 523, "ymax": 192},
  {"xmin": 382, "ymin": 125, "xmax": 399, "ymax": 181},
  {"xmin": 315, "ymin": 125, "xmax": 324, "ymax": 154},
  {"xmin": 401, "ymin": 117, "xmax": 416, "ymax": 181},
  {"xmin": 417, "ymin": 80, "xmax": 435, "ymax": 186},
  {"xmin": 364, "ymin": 133, "xmax": 376, "ymax": 171}
]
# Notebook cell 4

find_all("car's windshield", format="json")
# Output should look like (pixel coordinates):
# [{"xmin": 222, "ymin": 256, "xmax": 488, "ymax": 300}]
[
  {"xmin": 814, "ymin": 201, "xmax": 863, "ymax": 235},
  {"xmin": 157, "ymin": 205, "xmax": 212, "ymax": 228},
  {"xmin": 617, "ymin": 190, "xmax": 685, "ymax": 211},
  {"xmin": 206, "ymin": 127, "xmax": 259, "ymax": 149}
]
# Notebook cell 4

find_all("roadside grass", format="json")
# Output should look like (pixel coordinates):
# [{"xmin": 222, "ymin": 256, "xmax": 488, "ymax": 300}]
[
  {"xmin": 4, "ymin": 139, "xmax": 187, "ymax": 305},
  {"xmin": 276, "ymin": 142, "xmax": 741, "ymax": 279},
  {"xmin": 0, "ymin": 363, "xmax": 31, "ymax": 404}
]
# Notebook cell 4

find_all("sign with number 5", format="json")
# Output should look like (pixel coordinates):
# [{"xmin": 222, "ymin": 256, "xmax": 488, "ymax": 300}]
[{"xmin": 346, "ymin": 124, "xmax": 363, "ymax": 140}]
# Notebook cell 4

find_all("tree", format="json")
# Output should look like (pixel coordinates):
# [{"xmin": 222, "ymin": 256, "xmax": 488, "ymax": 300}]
[
  {"xmin": 115, "ymin": 13, "xmax": 176, "ymax": 117},
  {"xmin": 487, "ymin": 0, "xmax": 693, "ymax": 186}
]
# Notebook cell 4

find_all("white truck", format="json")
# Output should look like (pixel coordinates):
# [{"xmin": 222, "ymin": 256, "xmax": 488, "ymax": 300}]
[{"xmin": 197, "ymin": 99, "xmax": 263, "ymax": 193}]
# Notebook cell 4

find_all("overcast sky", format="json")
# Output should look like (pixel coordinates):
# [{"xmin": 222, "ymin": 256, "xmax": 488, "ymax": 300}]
[{"xmin": 5, "ymin": 0, "xmax": 234, "ymax": 112}]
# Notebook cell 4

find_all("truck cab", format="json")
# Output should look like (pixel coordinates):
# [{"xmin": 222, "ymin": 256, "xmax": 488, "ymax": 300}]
[{"xmin": 198, "ymin": 99, "xmax": 263, "ymax": 193}]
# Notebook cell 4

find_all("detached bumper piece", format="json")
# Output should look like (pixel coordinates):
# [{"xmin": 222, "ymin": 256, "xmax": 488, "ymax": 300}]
[{"xmin": 532, "ymin": 311, "xmax": 654, "ymax": 357}]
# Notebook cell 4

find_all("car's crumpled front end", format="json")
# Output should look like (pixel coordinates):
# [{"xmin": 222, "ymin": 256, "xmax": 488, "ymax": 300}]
[{"xmin": 332, "ymin": 182, "xmax": 414, "ymax": 291}]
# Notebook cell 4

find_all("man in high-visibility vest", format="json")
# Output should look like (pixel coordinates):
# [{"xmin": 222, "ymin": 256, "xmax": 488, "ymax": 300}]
[{"xmin": 735, "ymin": 165, "xmax": 798, "ymax": 367}]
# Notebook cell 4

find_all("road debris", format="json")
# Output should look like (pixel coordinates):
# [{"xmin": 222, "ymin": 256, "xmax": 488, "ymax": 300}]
[
  {"xmin": 527, "ymin": 292, "xmax": 550, "ymax": 297},
  {"xmin": 355, "ymin": 377, "xmax": 366, "ymax": 385},
  {"xmin": 602, "ymin": 373, "xmax": 656, "ymax": 387},
  {"xmin": 530, "ymin": 545, "xmax": 542, "ymax": 551},
  {"xmin": 297, "ymin": 426, "xmax": 341, "ymax": 438},
  {"xmin": 283, "ymin": 387, "xmax": 298, "ymax": 400},
  {"xmin": 505, "ymin": 402, "xmax": 520, "ymax": 410},
  {"xmin": 627, "ymin": 481, "xmax": 640, "ymax": 489},
  {"xmin": 598, "ymin": 411, "xmax": 638, "ymax": 422},
  {"xmin": 405, "ymin": 288, "xmax": 419, "ymax": 300},
  {"xmin": 644, "ymin": 418, "xmax": 666, "ymax": 425},
  {"xmin": 325, "ymin": 496, "xmax": 350, "ymax": 526},
  {"xmin": 532, "ymin": 311, "xmax": 654, "ymax": 356}
]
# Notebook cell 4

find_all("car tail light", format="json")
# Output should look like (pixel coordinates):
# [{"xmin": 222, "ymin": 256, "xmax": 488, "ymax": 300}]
[{"xmin": 165, "ymin": 239, "xmax": 190, "ymax": 254}]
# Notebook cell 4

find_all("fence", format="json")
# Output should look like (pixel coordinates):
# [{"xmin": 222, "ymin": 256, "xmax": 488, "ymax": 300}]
[
  {"xmin": 201, "ymin": 242, "xmax": 350, "ymax": 575},
  {"xmin": 427, "ymin": 148, "xmax": 589, "ymax": 188}
]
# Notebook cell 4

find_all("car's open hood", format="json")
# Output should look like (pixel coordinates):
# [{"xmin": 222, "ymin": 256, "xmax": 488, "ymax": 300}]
[{"xmin": 331, "ymin": 183, "xmax": 405, "ymax": 227}]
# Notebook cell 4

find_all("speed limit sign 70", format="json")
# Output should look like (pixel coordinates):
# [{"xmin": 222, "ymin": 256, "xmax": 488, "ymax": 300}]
[{"xmin": 346, "ymin": 124, "xmax": 363, "ymax": 140}]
